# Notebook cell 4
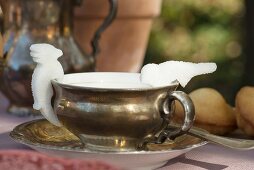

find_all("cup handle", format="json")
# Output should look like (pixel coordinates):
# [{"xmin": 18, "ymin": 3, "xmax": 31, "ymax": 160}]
[{"xmin": 156, "ymin": 91, "xmax": 195, "ymax": 144}]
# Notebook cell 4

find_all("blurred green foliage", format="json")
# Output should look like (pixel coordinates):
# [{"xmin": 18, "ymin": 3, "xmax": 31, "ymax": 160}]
[{"xmin": 145, "ymin": 0, "xmax": 245, "ymax": 104}]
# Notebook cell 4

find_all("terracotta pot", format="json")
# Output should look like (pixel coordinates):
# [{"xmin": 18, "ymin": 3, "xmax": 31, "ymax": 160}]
[{"xmin": 74, "ymin": 0, "xmax": 162, "ymax": 72}]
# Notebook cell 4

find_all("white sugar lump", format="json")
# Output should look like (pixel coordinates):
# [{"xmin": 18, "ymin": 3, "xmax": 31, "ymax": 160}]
[
  {"xmin": 141, "ymin": 61, "xmax": 217, "ymax": 87},
  {"xmin": 31, "ymin": 44, "xmax": 64, "ymax": 126}
]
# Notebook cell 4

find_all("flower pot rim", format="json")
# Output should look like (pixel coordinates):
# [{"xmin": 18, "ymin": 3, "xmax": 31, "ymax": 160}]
[{"xmin": 75, "ymin": 0, "xmax": 162, "ymax": 18}]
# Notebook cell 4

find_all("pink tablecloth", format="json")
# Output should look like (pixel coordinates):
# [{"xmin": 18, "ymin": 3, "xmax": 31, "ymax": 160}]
[{"xmin": 1, "ymin": 93, "xmax": 254, "ymax": 170}]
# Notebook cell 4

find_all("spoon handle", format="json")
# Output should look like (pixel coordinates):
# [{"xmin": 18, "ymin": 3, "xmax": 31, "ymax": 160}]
[{"xmin": 188, "ymin": 128, "xmax": 254, "ymax": 150}]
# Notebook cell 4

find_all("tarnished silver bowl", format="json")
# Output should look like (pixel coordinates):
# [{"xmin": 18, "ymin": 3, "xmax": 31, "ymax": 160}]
[{"xmin": 51, "ymin": 72, "xmax": 195, "ymax": 152}]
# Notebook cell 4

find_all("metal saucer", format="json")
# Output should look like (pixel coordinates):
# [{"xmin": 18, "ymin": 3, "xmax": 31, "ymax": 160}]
[{"xmin": 10, "ymin": 119, "xmax": 207, "ymax": 170}]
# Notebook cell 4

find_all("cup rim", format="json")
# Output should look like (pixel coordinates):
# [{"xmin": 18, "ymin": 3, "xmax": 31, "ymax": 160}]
[{"xmin": 51, "ymin": 72, "xmax": 179, "ymax": 91}]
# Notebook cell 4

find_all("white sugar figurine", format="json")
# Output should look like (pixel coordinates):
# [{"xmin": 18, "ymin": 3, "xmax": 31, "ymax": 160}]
[
  {"xmin": 141, "ymin": 61, "xmax": 217, "ymax": 87},
  {"xmin": 31, "ymin": 44, "xmax": 64, "ymax": 126}
]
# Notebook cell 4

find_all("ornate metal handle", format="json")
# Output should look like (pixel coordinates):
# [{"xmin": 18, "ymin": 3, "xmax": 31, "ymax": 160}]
[
  {"xmin": 138, "ymin": 91, "xmax": 195, "ymax": 150},
  {"xmin": 91, "ymin": 0, "xmax": 118, "ymax": 58},
  {"xmin": 156, "ymin": 91, "xmax": 195, "ymax": 144}
]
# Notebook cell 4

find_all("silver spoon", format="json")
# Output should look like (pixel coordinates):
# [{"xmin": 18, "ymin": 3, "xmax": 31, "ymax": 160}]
[{"xmin": 186, "ymin": 127, "xmax": 254, "ymax": 150}]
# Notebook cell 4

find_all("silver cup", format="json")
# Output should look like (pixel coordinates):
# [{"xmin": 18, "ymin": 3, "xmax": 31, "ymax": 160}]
[{"xmin": 51, "ymin": 72, "xmax": 195, "ymax": 151}]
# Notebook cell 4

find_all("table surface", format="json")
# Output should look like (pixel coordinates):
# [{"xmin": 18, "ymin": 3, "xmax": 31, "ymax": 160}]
[{"xmin": 0, "ymin": 93, "xmax": 254, "ymax": 170}]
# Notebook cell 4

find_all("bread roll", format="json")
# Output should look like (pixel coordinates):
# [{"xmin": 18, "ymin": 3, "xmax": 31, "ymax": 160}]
[
  {"xmin": 235, "ymin": 86, "xmax": 254, "ymax": 136},
  {"xmin": 174, "ymin": 88, "xmax": 236, "ymax": 135}
]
